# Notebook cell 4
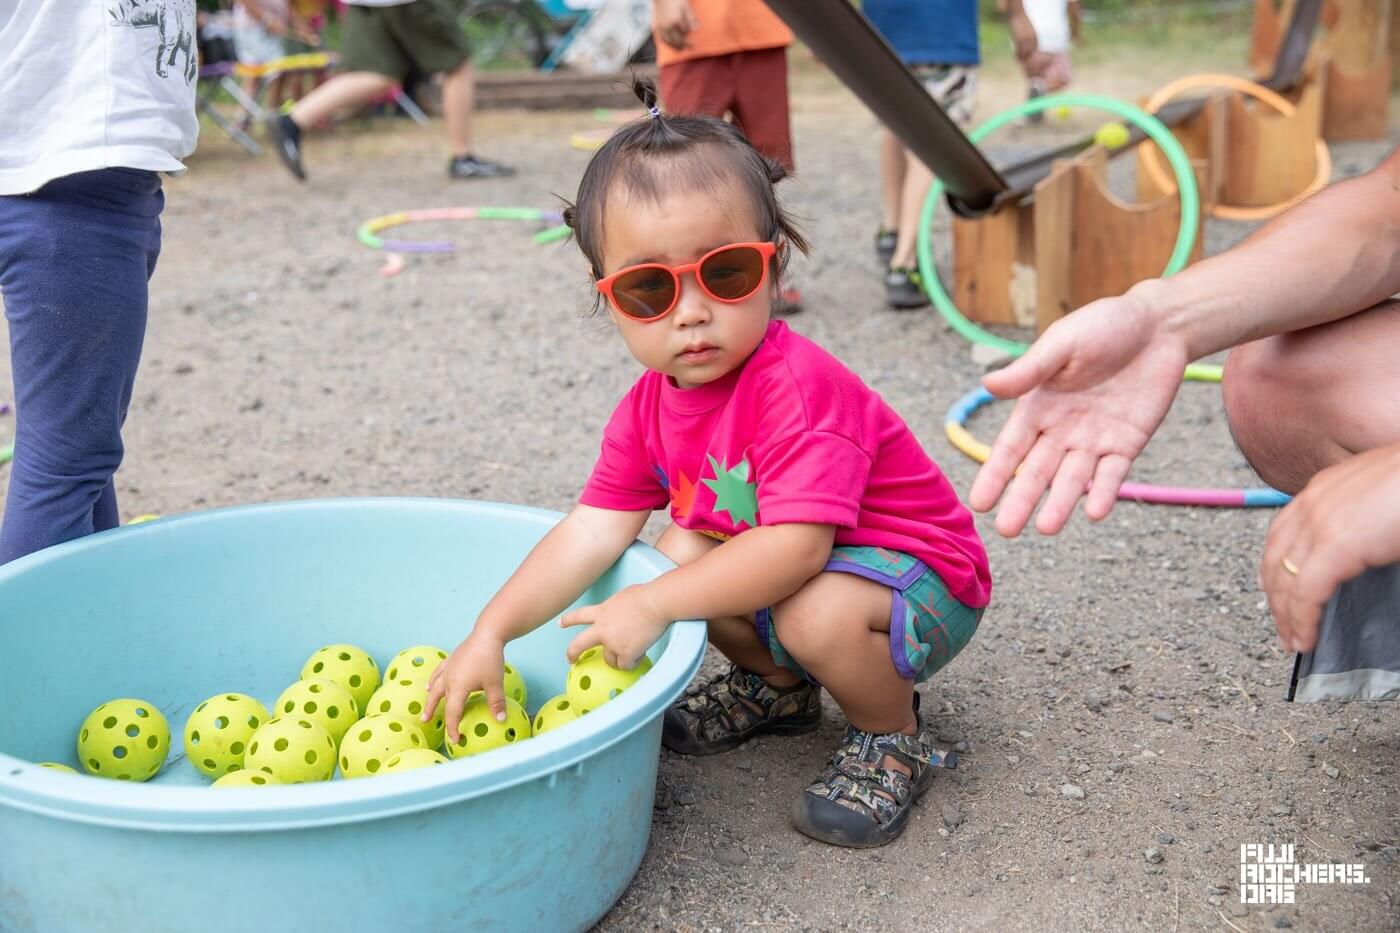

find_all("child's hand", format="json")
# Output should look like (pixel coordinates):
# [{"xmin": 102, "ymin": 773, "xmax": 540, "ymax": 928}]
[
  {"xmin": 559, "ymin": 584, "xmax": 670, "ymax": 669},
  {"xmin": 424, "ymin": 630, "xmax": 509, "ymax": 743}
]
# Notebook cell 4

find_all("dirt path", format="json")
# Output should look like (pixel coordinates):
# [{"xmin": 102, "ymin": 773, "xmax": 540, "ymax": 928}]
[{"xmin": 2, "ymin": 33, "xmax": 1396, "ymax": 932}]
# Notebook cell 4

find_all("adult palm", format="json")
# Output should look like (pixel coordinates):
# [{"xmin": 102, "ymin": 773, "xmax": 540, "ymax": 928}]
[{"xmin": 968, "ymin": 291, "xmax": 1191, "ymax": 537}]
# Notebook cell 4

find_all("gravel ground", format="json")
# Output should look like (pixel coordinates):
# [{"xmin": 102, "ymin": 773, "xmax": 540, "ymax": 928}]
[{"xmin": 2, "ymin": 39, "xmax": 1397, "ymax": 932}]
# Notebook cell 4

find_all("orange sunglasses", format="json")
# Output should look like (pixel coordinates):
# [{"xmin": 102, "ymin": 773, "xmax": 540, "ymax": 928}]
[{"xmin": 595, "ymin": 241, "xmax": 778, "ymax": 322}]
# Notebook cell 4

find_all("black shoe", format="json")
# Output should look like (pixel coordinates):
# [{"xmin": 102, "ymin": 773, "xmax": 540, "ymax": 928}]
[
  {"xmin": 874, "ymin": 228, "xmax": 897, "ymax": 266},
  {"xmin": 448, "ymin": 154, "xmax": 516, "ymax": 179},
  {"xmin": 1024, "ymin": 81, "xmax": 1046, "ymax": 125},
  {"xmin": 662, "ymin": 665, "xmax": 820, "ymax": 756},
  {"xmin": 266, "ymin": 114, "xmax": 306, "ymax": 181},
  {"xmin": 884, "ymin": 267, "xmax": 929, "ymax": 310}
]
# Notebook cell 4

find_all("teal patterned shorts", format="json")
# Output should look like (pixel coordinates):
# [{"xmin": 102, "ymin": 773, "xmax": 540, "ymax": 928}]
[{"xmin": 754, "ymin": 545, "xmax": 982, "ymax": 683}]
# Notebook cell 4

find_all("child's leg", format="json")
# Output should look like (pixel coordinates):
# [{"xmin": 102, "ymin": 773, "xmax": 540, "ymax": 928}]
[
  {"xmin": 770, "ymin": 572, "xmax": 915, "ymax": 734},
  {"xmin": 0, "ymin": 169, "xmax": 161, "ymax": 564},
  {"xmin": 878, "ymin": 129, "xmax": 906, "ymax": 233}
]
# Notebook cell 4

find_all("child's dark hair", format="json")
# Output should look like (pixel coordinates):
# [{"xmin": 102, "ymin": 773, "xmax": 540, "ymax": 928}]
[{"xmin": 562, "ymin": 77, "xmax": 808, "ymax": 309}]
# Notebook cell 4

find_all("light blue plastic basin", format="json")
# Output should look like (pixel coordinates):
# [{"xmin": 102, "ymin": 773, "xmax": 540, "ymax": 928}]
[{"xmin": 0, "ymin": 498, "xmax": 705, "ymax": 933}]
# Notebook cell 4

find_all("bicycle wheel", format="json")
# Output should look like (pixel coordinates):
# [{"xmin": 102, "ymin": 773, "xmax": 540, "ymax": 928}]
[{"xmin": 458, "ymin": 0, "xmax": 550, "ymax": 70}]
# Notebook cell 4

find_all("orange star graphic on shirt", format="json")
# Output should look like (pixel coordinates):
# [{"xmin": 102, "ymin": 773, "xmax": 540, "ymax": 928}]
[{"xmin": 669, "ymin": 470, "xmax": 698, "ymax": 520}]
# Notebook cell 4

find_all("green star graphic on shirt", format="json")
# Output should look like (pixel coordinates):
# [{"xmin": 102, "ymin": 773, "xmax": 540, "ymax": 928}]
[{"xmin": 702, "ymin": 454, "xmax": 759, "ymax": 529}]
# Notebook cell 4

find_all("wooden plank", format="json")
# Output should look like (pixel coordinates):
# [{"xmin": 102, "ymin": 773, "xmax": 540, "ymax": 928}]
[
  {"xmin": 952, "ymin": 206, "xmax": 1029, "ymax": 327},
  {"xmin": 474, "ymin": 67, "xmax": 659, "ymax": 111},
  {"xmin": 1223, "ymin": 74, "xmax": 1323, "ymax": 205},
  {"xmin": 1320, "ymin": 0, "xmax": 1392, "ymax": 139},
  {"xmin": 1032, "ymin": 160, "xmax": 1075, "ymax": 332}
]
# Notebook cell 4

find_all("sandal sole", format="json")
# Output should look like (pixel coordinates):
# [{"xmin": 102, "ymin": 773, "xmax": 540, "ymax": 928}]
[{"xmin": 661, "ymin": 708, "xmax": 820, "ymax": 757}]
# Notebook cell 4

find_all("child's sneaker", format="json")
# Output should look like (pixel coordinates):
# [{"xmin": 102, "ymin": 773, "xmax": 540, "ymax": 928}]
[
  {"xmin": 884, "ymin": 267, "xmax": 930, "ymax": 310},
  {"xmin": 662, "ymin": 664, "xmax": 820, "ymax": 756},
  {"xmin": 790, "ymin": 718, "xmax": 956, "ymax": 848},
  {"xmin": 448, "ymin": 154, "xmax": 516, "ymax": 180},
  {"xmin": 874, "ymin": 228, "xmax": 897, "ymax": 266},
  {"xmin": 266, "ymin": 114, "xmax": 306, "ymax": 181}
]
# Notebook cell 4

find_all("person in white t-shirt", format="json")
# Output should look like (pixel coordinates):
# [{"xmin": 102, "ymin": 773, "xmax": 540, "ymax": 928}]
[
  {"xmin": 0, "ymin": 0, "xmax": 197, "ymax": 563},
  {"xmin": 1005, "ymin": 0, "xmax": 1080, "ymax": 122}
]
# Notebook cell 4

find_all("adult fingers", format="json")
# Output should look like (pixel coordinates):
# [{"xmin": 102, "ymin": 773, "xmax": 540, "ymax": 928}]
[
  {"xmin": 982, "ymin": 330, "xmax": 1072, "ymax": 400},
  {"xmin": 1084, "ymin": 454, "xmax": 1132, "ymax": 521},
  {"xmin": 994, "ymin": 434, "xmax": 1064, "ymax": 538},
  {"xmin": 969, "ymin": 404, "xmax": 1039, "ymax": 513},
  {"xmin": 1034, "ymin": 448, "xmax": 1096, "ymax": 535}
]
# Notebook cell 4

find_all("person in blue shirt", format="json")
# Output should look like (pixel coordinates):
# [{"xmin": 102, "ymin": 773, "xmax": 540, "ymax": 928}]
[{"xmin": 863, "ymin": 0, "xmax": 980, "ymax": 310}]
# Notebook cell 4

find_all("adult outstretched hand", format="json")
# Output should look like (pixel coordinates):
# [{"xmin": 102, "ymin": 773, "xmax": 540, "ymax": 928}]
[{"xmin": 967, "ymin": 287, "xmax": 1191, "ymax": 537}]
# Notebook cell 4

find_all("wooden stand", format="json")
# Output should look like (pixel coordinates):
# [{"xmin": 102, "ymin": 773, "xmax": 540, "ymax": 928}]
[
  {"xmin": 1248, "ymin": 0, "xmax": 1392, "ymax": 140},
  {"xmin": 1134, "ymin": 75, "xmax": 1325, "ymax": 210},
  {"xmin": 951, "ymin": 147, "xmax": 1204, "ymax": 334}
]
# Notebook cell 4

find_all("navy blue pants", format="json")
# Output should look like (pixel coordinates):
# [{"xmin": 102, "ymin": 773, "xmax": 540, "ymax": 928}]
[{"xmin": 0, "ymin": 168, "xmax": 163, "ymax": 564}]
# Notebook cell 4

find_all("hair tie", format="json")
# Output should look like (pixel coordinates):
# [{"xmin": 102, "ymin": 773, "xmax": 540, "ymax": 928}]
[{"xmin": 648, "ymin": 105, "xmax": 661, "ymax": 119}]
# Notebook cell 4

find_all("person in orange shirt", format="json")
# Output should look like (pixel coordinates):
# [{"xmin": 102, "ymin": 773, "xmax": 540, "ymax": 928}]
[{"xmin": 653, "ymin": 0, "xmax": 802, "ymax": 312}]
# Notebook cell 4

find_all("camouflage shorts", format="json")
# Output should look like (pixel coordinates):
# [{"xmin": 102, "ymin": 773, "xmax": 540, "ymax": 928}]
[
  {"xmin": 754, "ymin": 546, "xmax": 983, "ymax": 684},
  {"xmin": 912, "ymin": 63, "xmax": 978, "ymax": 126}
]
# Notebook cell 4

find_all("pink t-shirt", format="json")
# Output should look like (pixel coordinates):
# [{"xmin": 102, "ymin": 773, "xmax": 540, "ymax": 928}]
[{"xmin": 580, "ymin": 321, "xmax": 992, "ymax": 608}]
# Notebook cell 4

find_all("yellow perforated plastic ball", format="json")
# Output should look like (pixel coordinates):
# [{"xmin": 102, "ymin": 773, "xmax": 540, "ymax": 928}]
[
  {"xmin": 183, "ymin": 693, "xmax": 270, "ymax": 779},
  {"xmin": 501, "ymin": 663, "xmax": 528, "ymax": 708},
  {"xmin": 300, "ymin": 643, "xmax": 380, "ymax": 711},
  {"xmin": 384, "ymin": 644, "xmax": 448, "ymax": 684},
  {"xmin": 382, "ymin": 748, "xmax": 449, "ymax": 773},
  {"xmin": 212, "ymin": 769, "xmax": 282, "ymax": 788},
  {"xmin": 338, "ymin": 713, "xmax": 425, "ymax": 779},
  {"xmin": 244, "ymin": 717, "xmax": 336, "ymax": 783},
  {"xmin": 365, "ymin": 678, "xmax": 444, "ymax": 749},
  {"xmin": 273, "ymin": 678, "xmax": 359, "ymax": 746},
  {"xmin": 531, "ymin": 694, "xmax": 580, "ymax": 735},
  {"xmin": 566, "ymin": 647, "xmax": 652, "ymax": 714},
  {"xmin": 444, "ymin": 695, "xmax": 531, "ymax": 759},
  {"xmin": 77, "ymin": 698, "xmax": 170, "ymax": 782}
]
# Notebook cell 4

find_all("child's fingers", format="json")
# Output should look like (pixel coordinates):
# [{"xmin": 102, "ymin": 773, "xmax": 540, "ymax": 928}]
[
  {"xmin": 443, "ymin": 684, "xmax": 471, "ymax": 744},
  {"xmin": 558, "ymin": 606, "xmax": 594, "ymax": 628},
  {"xmin": 422, "ymin": 677, "xmax": 445, "ymax": 722},
  {"xmin": 484, "ymin": 681, "xmax": 508, "ymax": 723},
  {"xmin": 565, "ymin": 626, "xmax": 602, "ymax": 664}
]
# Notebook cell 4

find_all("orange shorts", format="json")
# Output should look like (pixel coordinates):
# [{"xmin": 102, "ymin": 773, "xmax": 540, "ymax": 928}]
[{"xmin": 659, "ymin": 46, "xmax": 794, "ymax": 171}]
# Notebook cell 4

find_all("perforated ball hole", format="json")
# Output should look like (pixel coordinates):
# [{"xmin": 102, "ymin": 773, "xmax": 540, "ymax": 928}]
[
  {"xmin": 248, "ymin": 715, "xmax": 260, "ymax": 728},
  {"xmin": 196, "ymin": 702, "xmax": 208, "ymax": 713},
  {"xmin": 251, "ymin": 775, "xmax": 267, "ymax": 785},
  {"xmin": 283, "ymin": 701, "xmax": 295, "ymax": 714},
  {"xmin": 557, "ymin": 700, "xmax": 570, "ymax": 711},
  {"xmin": 231, "ymin": 742, "xmax": 244, "ymax": 755},
  {"xmin": 225, "ymin": 695, "xmax": 239, "ymax": 703},
  {"xmin": 250, "ymin": 742, "xmax": 259, "ymax": 755},
  {"xmin": 341, "ymin": 756, "xmax": 350, "ymax": 770},
  {"xmin": 388, "ymin": 721, "xmax": 403, "ymax": 733},
  {"xmin": 88, "ymin": 759, "xmax": 100, "ymax": 771},
  {"xmin": 579, "ymin": 676, "xmax": 592, "ymax": 691},
  {"xmin": 378, "ymin": 701, "xmax": 391, "ymax": 714},
  {"xmin": 338, "ymin": 652, "xmax": 351, "ymax": 661},
  {"xmin": 408, "ymin": 701, "xmax": 422, "ymax": 716},
  {"xmin": 215, "ymin": 716, "xmax": 229, "ymax": 729},
  {"xmin": 358, "ymin": 730, "xmax": 372, "ymax": 743},
  {"xmin": 296, "ymin": 721, "xmax": 312, "ymax": 729},
  {"xmin": 274, "ymin": 739, "xmax": 289, "ymax": 752},
  {"xmin": 146, "ymin": 735, "xmax": 158, "ymax": 749},
  {"xmin": 125, "ymin": 724, "xmax": 140, "ymax": 737},
  {"xmin": 327, "ymin": 706, "xmax": 341, "ymax": 719},
  {"xmin": 134, "ymin": 708, "xmax": 148, "ymax": 718},
  {"xmin": 349, "ymin": 675, "xmax": 362, "ymax": 688},
  {"xmin": 304, "ymin": 751, "xmax": 318, "ymax": 765},
  {"xmin": 81, "ymin": 729, "xmax": 89, "ymax": 742},
  {"xmin": 505, "ymin": 729, "xmax": 517, "ymax": 742},
  {"xmin": 303, "ymin": 702, "xmax": 317, "ymax": 714},
  {"xmin": 473, "ymin": 723, "xmax": 488, "ymax": 737},
  {"xmin": 312, "ymin": 662, "xmax": 324, "ymax": 673},
  {"xmin": 103, "ymin": 716, "xmax": 117, "ymax": 729},
  {"xmin": 367, "ymin": 759, "xmax": 381, "ymax": 773},
  {"xmin": 203, "ymin": 759, "xmax": 215, "ymax": 770},
  {"xmin": 308, "ymin": 683, "xmax": 322, "ymax": 694}
]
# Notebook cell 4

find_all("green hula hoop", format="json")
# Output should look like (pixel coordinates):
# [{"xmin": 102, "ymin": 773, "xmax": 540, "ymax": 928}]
[{"xmin": 916, "ymin": 93, "xmax": 1221, "ymax": 384}]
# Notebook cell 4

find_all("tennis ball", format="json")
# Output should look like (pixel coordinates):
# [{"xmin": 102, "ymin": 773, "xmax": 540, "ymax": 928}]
[
  {"xmin": 212, "ymin": 769, "xmax": 282, "ymax": 788},
  {"xmin": 244, "ymin": 717, "xmax": 336, "ymax": 783},
  {"xmin": 566, "ymin": 647, "xmax": 653, "ymax": 714},
  {"xmin": 338, "ymin": 713, "xmax": 425, "ymax": 779},
  {"xmin": 531, "ymin": 694, "xmax": 580, "ymax": 735},
  {"xmin": 444, "ymin": 696, "xmax": 531, "ymax": 759},
  {"xmin": 382, "ymin": 748, "xmax": 449, "ymax": 773},
  {"xmin": 301, "ymin": 644, "xmax": 380, "ymax": 711},
  {"xmin": 38, "ymin": 762, "xmax": 77, "ymax": 774},
  {"xmin": 384, "ymin": 644, "xmax": 448, "ymax": 684},
  {"xmin": 1052, "ymin": 104, "xmax": 1072, "ymax": 121},
  {"xmin": 502, "ymin": 662, "xmax": 527, "ymax": 708},
  {"xmin": 77, "ymin": 698, "xmax": 170, "ymax": 782},
  {"xmin": 273, "ymin": 678, "xmax": 359, "ymax": 746},
  {"xmin": 184, "ymin": 693, "xmax": 271, "ymax": 779},
  {"xmin": 365, "ymin": 678, "xmax": 444, "ymax": 748},
  {"xmin": 1093, "ymin": 121, "xmax": 1131, "ymax": 149}
]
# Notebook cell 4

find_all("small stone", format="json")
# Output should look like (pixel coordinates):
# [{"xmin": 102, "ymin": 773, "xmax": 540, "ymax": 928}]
[
  {"xmin": 1153, "ymin": 712, "xmax": 1174, "ymax": 724},
  {"xmin": 716, "ymin": 848, "xmax": 749, "ymax": 867},
  {"xmin": 1108, "ymin": 761, "xmax": 1127, "ymax": 773},
  {"xmin": 1145, "ymin": 847, "xmax": 1164, "ymax": 864},
  {"xmin": 1274, "ymin": 918, "xmax": 1293, "ymax": 929},
  {"xmin": 735, "ymin": 759, "xmax": 752, "ymax": 772},
  {"xmin": 1140, "ymin": 750, "xmax": 1158, "ymax": 760},
  {"xmin": 1156, "ymin": 833, "xmax": 1175, "ymax": 846},
  {"xmin": 1311, "ymin": 733, "xmax": 1327, "ymax": 744},
  {"xmin": 1076, "ymin": 764, "xmax": 1091, "ymax": 775},
  {"xmin": 1208, "ymin": 895, "xmax": 1224, "ymax": 907},
  {"xmin": 1060, "ymin": 784, "xmax": 1085, "ymax": 800},
  {"xmin": 966, "ymin": 880, "xmax": 984, "ymax": 896},
  {"xmin": 1016, "ymin": 730, "xmax": 1034, "ymax": 739},
  {"xmin": 1271, "ymin": 804, "xmax": 1293, "ymax": 817},
  {"xmin": 954, "ymin": 741, "xmax": 969, "ymax": 753},
  {"xmin": 941, "ymin": 804, "xmax": 965, "ymax": 829},
  {"xmin": 1324, "ymin": 764, "xmax": 1340, "ymax": 779},
  {"xmin": 1084, "ymin": 696, "xmax": 1103, "ymax": 713},
  {"xmin": 1006, "ymin": 754, "xmax": 1020, "ymax": 765},
  {"xmin": 174, "ymin": 363, "xmax": 194, "ymax": 375},
  {"xmin": 971, "ymin": 343, "xmax": 1015, "ymax": 369}
]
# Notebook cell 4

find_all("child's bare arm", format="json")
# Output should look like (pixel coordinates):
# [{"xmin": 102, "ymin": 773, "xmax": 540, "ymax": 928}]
[
  {"xmin": 561, "ymin": 523, "xmax": 836, "ymax": 667},
  {"xmin": 426, "ymin": 504, "xmax": 650, "ymax": 736}
]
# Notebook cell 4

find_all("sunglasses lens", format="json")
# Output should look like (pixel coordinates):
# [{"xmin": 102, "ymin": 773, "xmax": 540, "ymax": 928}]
[
  {"xmin": 699, "ymin": 246, "xmax": 766, "ymax": 301},
  {"xmin": 612, "ymin": 266, "xmax": 676, "ymax": 319}
]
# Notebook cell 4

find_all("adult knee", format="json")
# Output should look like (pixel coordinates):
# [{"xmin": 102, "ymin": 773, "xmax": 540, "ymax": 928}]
[{"xmin": 1223, "ymin": 334, "xmax": 1332, "ymax": 494}]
